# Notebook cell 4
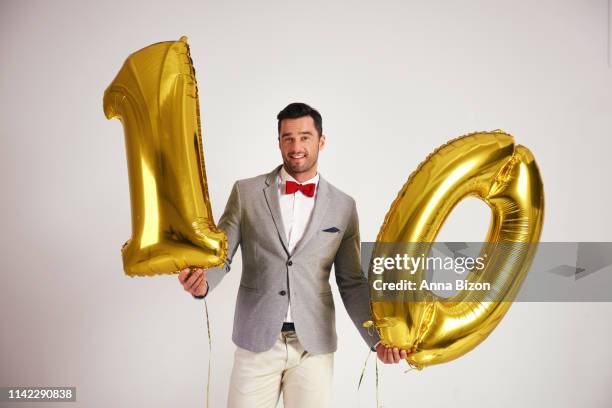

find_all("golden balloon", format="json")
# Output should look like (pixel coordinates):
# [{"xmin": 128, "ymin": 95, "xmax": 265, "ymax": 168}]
[
  {"xmin": 365, "ymin": 131, "xmax": 544, "ymax": 369},
  {"xmin": 103, "ymin": 36, "xmax": 227, "ymax": 277}
]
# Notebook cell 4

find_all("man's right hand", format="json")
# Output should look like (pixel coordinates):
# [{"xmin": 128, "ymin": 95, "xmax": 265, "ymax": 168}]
[{"xmin": 178, "ymin": 267, "xmax": 208, "ymax": 297}]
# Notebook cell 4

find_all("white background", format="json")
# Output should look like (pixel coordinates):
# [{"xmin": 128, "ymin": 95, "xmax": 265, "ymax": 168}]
[{"xmin": 1, "ymin": 0, "xmax": 611, "ymax": 407}]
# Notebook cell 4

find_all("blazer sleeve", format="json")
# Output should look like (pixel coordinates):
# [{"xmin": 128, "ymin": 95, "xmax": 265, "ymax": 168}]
[
  {"xmin": 193, "ymin": 181, "xmax": 242, "ymax": 299},
  {"xmin": 333, "ymin": 199, "xmax": 380, "ymax": 350}
]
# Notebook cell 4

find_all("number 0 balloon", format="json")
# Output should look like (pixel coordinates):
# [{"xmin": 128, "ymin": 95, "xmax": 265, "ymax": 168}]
[
  {"xmin": 103, "ymin": 37, "xmax": 227, "ymax": 276},
  {"xmin": 365, "ymin": 131, "xmax": 544, "ymax": 369}
]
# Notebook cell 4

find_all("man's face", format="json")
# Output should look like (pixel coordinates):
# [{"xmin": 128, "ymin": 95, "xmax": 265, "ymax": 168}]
[{"xmin": 278, "ymin": 116, "xmax": 325, "ymax": 177}]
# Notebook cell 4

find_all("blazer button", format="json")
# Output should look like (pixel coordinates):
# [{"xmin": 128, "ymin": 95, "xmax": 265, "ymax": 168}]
[
  {"xmin": 287, "ymin": 260, "xmax": 293, "ymax": 266},
  {"xmin": 279, "ymin": 290, "xmax": 287, "ymax": 296}
]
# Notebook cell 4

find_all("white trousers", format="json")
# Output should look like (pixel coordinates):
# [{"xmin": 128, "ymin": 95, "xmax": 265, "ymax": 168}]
[{"xmin": 227, "ymin": 331, "xmax": 334, "ymax": 408}]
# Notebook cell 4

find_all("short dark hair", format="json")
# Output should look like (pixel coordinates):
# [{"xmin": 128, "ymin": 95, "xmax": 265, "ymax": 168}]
[{"xmin": 277, "ymin": 102, "xmax": 323, "ymax": 137}]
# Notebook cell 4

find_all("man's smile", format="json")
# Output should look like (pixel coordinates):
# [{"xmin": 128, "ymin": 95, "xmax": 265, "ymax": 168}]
[{"xmin": 289, "ymin": 153, "xmax": 307, "ymax": 160}]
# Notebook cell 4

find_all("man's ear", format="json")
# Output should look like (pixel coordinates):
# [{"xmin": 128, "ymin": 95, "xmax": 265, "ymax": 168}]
[{"xmin": 319, "ymin": 134, "xmax": 326, "ymax": 150}]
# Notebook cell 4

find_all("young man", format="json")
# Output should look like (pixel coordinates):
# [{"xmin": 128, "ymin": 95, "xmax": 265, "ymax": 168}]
[{"xmin": 179, "ymin": 103, "xmax": 408, "ymax": 408}]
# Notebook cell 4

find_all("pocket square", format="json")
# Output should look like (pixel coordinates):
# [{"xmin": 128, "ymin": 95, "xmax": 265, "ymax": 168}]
[{"xmin": 322, "ymin": 227, "xmax": 340, "ymax": 233}]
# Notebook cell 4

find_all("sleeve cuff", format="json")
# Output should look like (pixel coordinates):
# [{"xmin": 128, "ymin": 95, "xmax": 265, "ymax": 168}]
[{"xmin": 370, "ymin": 340, "xmax": 381, "ymax": 352}]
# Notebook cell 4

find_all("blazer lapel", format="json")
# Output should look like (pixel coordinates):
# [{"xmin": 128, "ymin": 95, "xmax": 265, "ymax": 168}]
[
  {"xmin": 291, "ymin": 175, "xmax": 331, "ymax": 256},
  {"xmin": 263, "ymin": 165, "xmax": 290, "ymax": 255}
]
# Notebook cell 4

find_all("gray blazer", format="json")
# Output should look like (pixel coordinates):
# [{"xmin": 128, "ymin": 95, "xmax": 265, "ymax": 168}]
[{"xmin": 197, "ymin": 165, "xmax": 379, "ymax": 354}]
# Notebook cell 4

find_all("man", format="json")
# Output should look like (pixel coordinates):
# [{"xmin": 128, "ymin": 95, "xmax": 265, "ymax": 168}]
[{"xmin": 179, "ymin": 103, "xmax": 408, "ymax": 407}]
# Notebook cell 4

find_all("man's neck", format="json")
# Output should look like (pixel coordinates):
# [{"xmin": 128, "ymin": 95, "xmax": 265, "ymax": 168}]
[{"xmin": 283, "ymin": 165, "xmax": 318, "ymax": 183}]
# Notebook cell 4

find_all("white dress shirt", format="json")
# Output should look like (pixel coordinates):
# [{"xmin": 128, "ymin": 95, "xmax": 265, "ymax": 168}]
[{"xmin": 277, "ymin": 166, "xmax": 319, "ymax": 323}]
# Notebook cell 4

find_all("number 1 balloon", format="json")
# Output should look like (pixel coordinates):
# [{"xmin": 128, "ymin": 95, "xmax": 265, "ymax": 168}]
[
  {"xmin": 365, "ymin": 131, "xmax": 544, "ymax": 369},
  {"xmin": 103, "ymin": 36, "xmax": 227, "ymax": 276}
]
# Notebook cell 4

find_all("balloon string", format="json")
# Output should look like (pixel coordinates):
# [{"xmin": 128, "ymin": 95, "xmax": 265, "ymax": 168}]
[
  {"xmin": 404, "ymin": 365, "xmax": 418, "ymax": 374},
  {"xmin": 203, "ymin": 299, "xmax": 211, "ymax": 408},
  {"xmin": 357, "ymin": 350, "xmax": 382, "ymax": 408},
  {"xmin": 357, "ymin": 350, "xmax": 371, "ymax": 390},
  {"xmin": 375, "ymin": 356, "xmax": 380, "ymax": 408}
]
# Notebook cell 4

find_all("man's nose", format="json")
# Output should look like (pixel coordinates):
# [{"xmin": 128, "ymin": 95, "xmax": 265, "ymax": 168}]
[{"xmin": 288, "ymin": 143, "xmax": 302, "ymax": 151}]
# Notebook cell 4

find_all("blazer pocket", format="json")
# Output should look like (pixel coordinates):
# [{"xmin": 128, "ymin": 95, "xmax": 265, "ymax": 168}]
[
  {"xmin": 318, "ymin": 290, "xmax": 333, "ymax": 297},
  {"xmin": 316, "ymin": 230, "xmax": 343, "ymax": 254},
  {"xmin": 239, "ymin": 283, "xmax": 260, "ymax": 294},
  {"xmin": 317, "ymin": 229, "xmax": 342, "ymax": 240}
]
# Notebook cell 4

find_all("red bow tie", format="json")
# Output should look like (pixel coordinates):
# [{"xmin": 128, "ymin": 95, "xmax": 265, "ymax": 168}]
[{"xmin": 285, "ymin": 180, "xmax": 316, "ymax": 197}]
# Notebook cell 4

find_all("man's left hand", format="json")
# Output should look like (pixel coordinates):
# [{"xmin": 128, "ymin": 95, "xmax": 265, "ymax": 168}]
[{"xmin": 376, "ymin": 343, "xmax": 411, "ymax": 364}]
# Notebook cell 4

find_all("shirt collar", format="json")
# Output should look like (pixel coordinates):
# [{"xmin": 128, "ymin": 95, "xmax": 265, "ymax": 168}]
[{"xmin": 278, "ymin": 165, "xmax": 319, "ymax": 187}]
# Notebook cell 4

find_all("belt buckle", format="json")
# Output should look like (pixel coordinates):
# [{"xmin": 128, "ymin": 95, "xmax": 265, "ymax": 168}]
[{"xmin": 281, "ymin": 322, "xmax": 295, "ymax": 332}]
